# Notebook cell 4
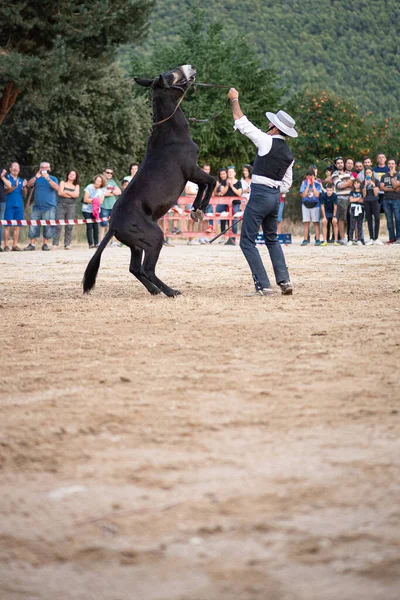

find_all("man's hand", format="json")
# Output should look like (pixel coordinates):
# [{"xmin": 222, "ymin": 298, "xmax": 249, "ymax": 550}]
[
  {"xmin": 228, "ymin": 88, "xmax": 239, "ymax": 102},
  {"xmin": 22, "ymin": 179, "xmax": 27, "ymax": 187},
  {"xmin": 42, "ymin": 171, "xmax": 50, "ymax": 181},
  {"xmin": 1, "ymin": 169, "xmax": 6, "ymax": 178}
]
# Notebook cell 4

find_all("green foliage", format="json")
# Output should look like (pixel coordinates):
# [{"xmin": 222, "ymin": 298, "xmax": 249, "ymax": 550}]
[
  {"xmin": 129, "ymin": 8, "xmax": 285, "ymax": 170},
  {"xmin": 286, "ymin": 89, "xmax": 372, "ymax": 175},
  {"xmin": 130, "ymin": 0, "xmax": 400, "ymax": 116},
  {"xmin": 0, "ymin": 64, "xmax": 151, "ymax": 184},
  {"xmin": 0, "ymin": 1, "xmax": 154, "ymax": 183},
  {"xmin": 0, "ymin": 0, "xmax": 154, "ymax": 121}
]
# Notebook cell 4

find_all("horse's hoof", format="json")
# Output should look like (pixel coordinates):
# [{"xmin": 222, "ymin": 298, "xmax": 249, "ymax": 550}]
[
  {"xmin": 149, "ymin": 286, "xmax": 162, "ymax": 295},
  {"xmin": 190, "ymin": 209, "xmax": 204, "ymax": 222}
]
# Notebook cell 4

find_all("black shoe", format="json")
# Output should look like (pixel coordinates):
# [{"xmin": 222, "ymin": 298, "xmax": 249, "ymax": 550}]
[
  {"xmin": 0, "ymin": 247, "xmax": 3, "ymax": 252},
  {"xmin": 24, "ymin": 243, "xmax": 36, "ymax": 251},
  {"xmin": 279, "ymin": 281, "xmax": 293, "ymax": 295},
  {"xmin": 224, "ymin": 238, "xmax": 236, "ymax": 245},
  {"xmin": 41, "ymin": 244, "xmax": 50, "ymax": 251}
]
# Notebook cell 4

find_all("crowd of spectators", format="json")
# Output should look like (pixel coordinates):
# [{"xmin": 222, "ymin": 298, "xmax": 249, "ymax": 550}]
[
  {"xmin": 1, "ymin": 153, "xmax": 399, "ymax": 252},
  {"xmin": 300, "ymin": 153, "xmax": 400, "ymax": 246}
]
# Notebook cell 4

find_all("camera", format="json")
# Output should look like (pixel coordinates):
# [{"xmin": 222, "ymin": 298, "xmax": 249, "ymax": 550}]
[{"xmin": 41, "ymin": 169, "xmax": 48, "ymax": 175}]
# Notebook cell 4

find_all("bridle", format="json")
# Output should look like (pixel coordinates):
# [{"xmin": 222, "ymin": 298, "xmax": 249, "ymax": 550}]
[{"xmin": 152, "ymin": 67, "xmax": 231, "ymax": 127}]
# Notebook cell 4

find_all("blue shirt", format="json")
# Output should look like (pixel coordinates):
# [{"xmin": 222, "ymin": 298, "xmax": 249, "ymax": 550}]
[
  {"xmin": 320, "ymin": 191, "xmax": 338, "ymax": 215},
  {"xmin": 300, "ymin": 179, "xmax": 322, "ymax": 207},
  {"xmin": 33, "ymin": 175, "xmax": 58, "ymax": 210},
  {"xmin": 6, "ymin": 175, "xmax": 24, "ymax": 208}
]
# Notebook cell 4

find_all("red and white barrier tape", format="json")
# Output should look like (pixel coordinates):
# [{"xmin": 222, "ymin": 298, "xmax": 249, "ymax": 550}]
[{"xmin": 0, "ymin": 217, "xmax": 110, "ymax": 226}]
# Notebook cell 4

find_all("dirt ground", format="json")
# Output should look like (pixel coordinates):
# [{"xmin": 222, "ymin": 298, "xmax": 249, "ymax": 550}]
[{"xmin": 1, "ymin": 240, "xmax": 400, "ymax": 600}]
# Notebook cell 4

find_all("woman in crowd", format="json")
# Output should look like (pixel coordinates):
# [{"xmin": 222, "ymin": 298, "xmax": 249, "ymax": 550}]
[
  {"xmin": 225, "ymin": 165, "xmax": 242, "ymax": 245},
  {"xmin": 362, "ymin": 167, "xmax": 383, "ymax": 245},
  {"xmin": 240, "ymin": 164, "xmax": 252, "ymax": 202},
  {"xmin": 214, "ymin": 168, "xmax": 230, "ymax": 237},
  {"xmin": 52, "ymin": 169, "xmax": 80, "ymax": 250},
  {"xmin": 82, "ymin": 174, "xmax": 107, "ymax": 248},
  {"xmin": 121, "ymin": 162, "xmax": 139, "ymax": 191},
  {"xmin": 347, "ymin": 179, "xmax": 364, "ymax": 245}
]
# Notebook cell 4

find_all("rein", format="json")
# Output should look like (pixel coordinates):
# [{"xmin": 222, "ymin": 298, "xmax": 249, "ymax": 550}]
[{"xmin": 152, "ymin": 74, "xmax": 231, "ymax": 127}]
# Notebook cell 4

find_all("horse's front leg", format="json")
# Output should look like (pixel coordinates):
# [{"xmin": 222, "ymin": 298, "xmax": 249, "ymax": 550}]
[
  {"xmin": 190, "ymin": 184, "xmax": 207, "ymax": 222},
  {"xmin": 188, "ymin": 169, "xmax": 217, "ymax": 222}
]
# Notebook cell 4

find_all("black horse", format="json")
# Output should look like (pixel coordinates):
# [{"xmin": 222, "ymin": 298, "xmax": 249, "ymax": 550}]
[{"xmin": 83, "ymin": 64, "xmax": 216, "ymax": 297}]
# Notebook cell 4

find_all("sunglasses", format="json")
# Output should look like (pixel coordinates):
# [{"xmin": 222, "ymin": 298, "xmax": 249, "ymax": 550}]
[{"xmin": 105, "ymin": 171, "xmax": 113, "ymax": 175}]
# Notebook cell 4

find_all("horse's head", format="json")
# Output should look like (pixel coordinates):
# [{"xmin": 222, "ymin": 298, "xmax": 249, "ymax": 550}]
[{"xmin": 134, "ymin": 65, "xmax": 196, "ymax": 91}]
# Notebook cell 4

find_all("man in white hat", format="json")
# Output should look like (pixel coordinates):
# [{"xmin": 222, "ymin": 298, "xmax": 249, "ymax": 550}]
[{"xmin": 228, "ymin": 88, "xmax": 296, "ymax": 295}]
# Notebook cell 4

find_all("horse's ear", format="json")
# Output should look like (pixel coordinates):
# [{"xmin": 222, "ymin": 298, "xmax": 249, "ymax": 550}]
[
  {"xmin": 153, "ymin": 75, "xmax": 169, "ymax": 89},
  {"xmin": 134, "ymin": 77, "xmax": 154, "ymax": 87}
]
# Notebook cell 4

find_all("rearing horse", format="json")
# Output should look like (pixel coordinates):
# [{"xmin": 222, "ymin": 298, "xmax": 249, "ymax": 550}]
[{"xmin": 83, "ymin": 64, "xmax": 216, "ymax": 297}]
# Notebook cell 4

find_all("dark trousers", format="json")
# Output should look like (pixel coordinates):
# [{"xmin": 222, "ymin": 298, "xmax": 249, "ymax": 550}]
[
  {"xmin": 383, "ymin": 199, "xmax": 400, "ymax": 241},
  {"xmin": 53, "ymin": 199, "xmax": 76, "ymax": 247},
  {"xmin": 216, "ymin": 203, "xmax": 228, "ymax": 232},
  {"xmin": 83, "ymin": 211, "xmax": 98, "ymax": 246},
  {"xmin": 240, "ymin": 184, "xmax": 289, "ymax": 290},
  {"xmin": 348, "ymin": 206, "xmax": 364, "ymax": 241},
  {"xmin": 364, "ymin": 200, "xmax": 380, "ymax": 240}
]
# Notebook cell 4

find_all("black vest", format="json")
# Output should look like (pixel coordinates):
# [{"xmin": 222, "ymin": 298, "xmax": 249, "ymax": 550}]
[{"xmin": 252, "ymin": 138, "xmax": 294, "ymax": 181}]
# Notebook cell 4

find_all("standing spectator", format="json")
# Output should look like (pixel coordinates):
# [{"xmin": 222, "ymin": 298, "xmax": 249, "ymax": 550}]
[
  {"xmin": 100, "ymin": 167, "xmax": 121, "ymax": 244},
  {"xmin": 277, "ymin": 193, "xmax": 285, "ymax": 234},
  {"xmin": 225, "ymin": 165, "xmax": 242, "ymax": 245},
  {"xmin": 362, "ymin": 167, "xmax": 382, "ymax": 245},
  {"xmin": 324, "ymin": 165, "xmax": 334, "ymax": 187},
  {"xmin": 0, "ymin": 166, "xmax": 12, "ymax": 252},
  {"xmin": 82, "ymin": 174, "xmax": 107, "ymax": 248},
  {"xmin": 121, "ymin": 163, "xmax": 139, "ymax": 191},
  {"xmin": 300, "ymin": 169, "xmax": 322, "ymax": 246},
  {"xmin": 312, "ymin": 165, "xmax": 323, "ymax": 187},
  {"xmin": 345, "ymin": 157, "xmax": 357, "ymax": 178},
  {"xmin": 354, "ymin": 160, "xmax": 363, "ymax": 176},
  {"xmin": 24, "ymin": 161, "xmax": 59, "ymax": 251},
  {"xmin": 357, "ymin": 156, "xmax": 373, "ymax": 183},
  {"xmin": 347, "ymin": 179, "xmax": 364, "ymax": 245},
  {"xmin": 200, "ymin": 162, "xmax": 214, "ymax": 236},
  {"xmin": 240, "ymin": 164, "xmax": 252, "ymax": 202},
  {"xmin": 3, "ymin": 162, "xmax": 26, "ymax": 251},
  {"xmin": 380, "ymin": 158, "xmax": 400, "ymax": 244},
  {"xmin": 184, "ymin": 180, "xmax": 199, "ymax": 245},
  {"xmin": 52, "ymin": 169, "xmax": 80, "ymax": 250},
  {"xmin": 373, "ymin": 152, "xmax": 389, "ymax": 210},
  {"xmin": 332, "ymin": 156, "xmax": 354, "ymax": 244},
  {"xmin": 319, "ymin": 183, "xmax": 339, "ymax": 246},
  {"xmin": 214, "ymin": 168, "xmax": 230, "ymax": 238}
]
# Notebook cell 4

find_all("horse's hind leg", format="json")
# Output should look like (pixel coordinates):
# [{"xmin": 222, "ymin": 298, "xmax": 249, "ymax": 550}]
[
  {"xmin": 142, "ymin": 232, "xmax": 181, "ymax": 297},
  {"xmin": 129, "ymin": 245, "xmax": 161, "ymax": 295}
]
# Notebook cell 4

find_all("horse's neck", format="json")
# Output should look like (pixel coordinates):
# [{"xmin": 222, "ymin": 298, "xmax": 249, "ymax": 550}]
[{"xmin": 152, "ymin": 95, "xmax": 188, "ymax": 132}]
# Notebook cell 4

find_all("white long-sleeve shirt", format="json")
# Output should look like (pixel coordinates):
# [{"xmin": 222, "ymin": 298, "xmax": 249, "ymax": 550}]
[{"xmin": 234, "ymin": 115, "xmax": 294, "ymax": 194}]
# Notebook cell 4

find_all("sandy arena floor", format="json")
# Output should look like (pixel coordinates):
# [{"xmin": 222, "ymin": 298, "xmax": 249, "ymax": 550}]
[{"xmin": 1, "ymin": 240, "xmax": 400, "ymax": 600}]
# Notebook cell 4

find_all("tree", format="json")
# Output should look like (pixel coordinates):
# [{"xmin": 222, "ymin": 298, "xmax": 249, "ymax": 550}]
[
  {"xmin": 0, "ymin": 0, "xmax": 154, "ymax": 124},
  {"xmin": 0, "ymin": 63, "xmax": 151, "ymax": 184},
  {"xmin": 285, "ymin": 89, "xmax": 373, "ymax": 175},
  {"xmin": 129, "ymin": 7, "xmax": 285, "ymax": 170}
]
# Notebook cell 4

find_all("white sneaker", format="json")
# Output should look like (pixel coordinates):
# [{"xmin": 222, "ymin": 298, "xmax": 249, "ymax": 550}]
[
  {"xmin": 365, "ymin": 239, "xmax": 374, "ymax": 245},
  {"xmin": 374, "ymin": 239, "xmax": 384, "ymax": 245},
  {"xmin": 219, "ymin": 211, "xmax": 229, "ymax": 218},
  {"xmin": 187, "ymin": 239, "xmax": 198, "ymax": 245},
  {"xmin": 356, "ymin": 240, "xmax": 363, "ymax": 246},
  {"xmin": 347, "ymin": 240, "xmax": 353, "ymax": 246}
]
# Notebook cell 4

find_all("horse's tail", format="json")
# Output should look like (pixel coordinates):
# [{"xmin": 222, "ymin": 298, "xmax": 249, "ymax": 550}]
[{"xmin": 82, "ymin": 229, "xmax": 114, "ymax": 294}]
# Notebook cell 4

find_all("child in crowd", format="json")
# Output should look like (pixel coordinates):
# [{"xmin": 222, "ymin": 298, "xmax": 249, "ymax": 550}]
[
  {"xmin": 319, "ymin": 183, "xmax": 339, "ymax": 245},
  {"xmin": 348, "ymin": 179, "xmax": 364, "ymax": 245}
]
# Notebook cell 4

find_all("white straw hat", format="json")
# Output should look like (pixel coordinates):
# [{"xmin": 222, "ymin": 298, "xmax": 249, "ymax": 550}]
[{"xmin": 265, "ymin": 110, "xmax": 298, "ymax": 138}]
